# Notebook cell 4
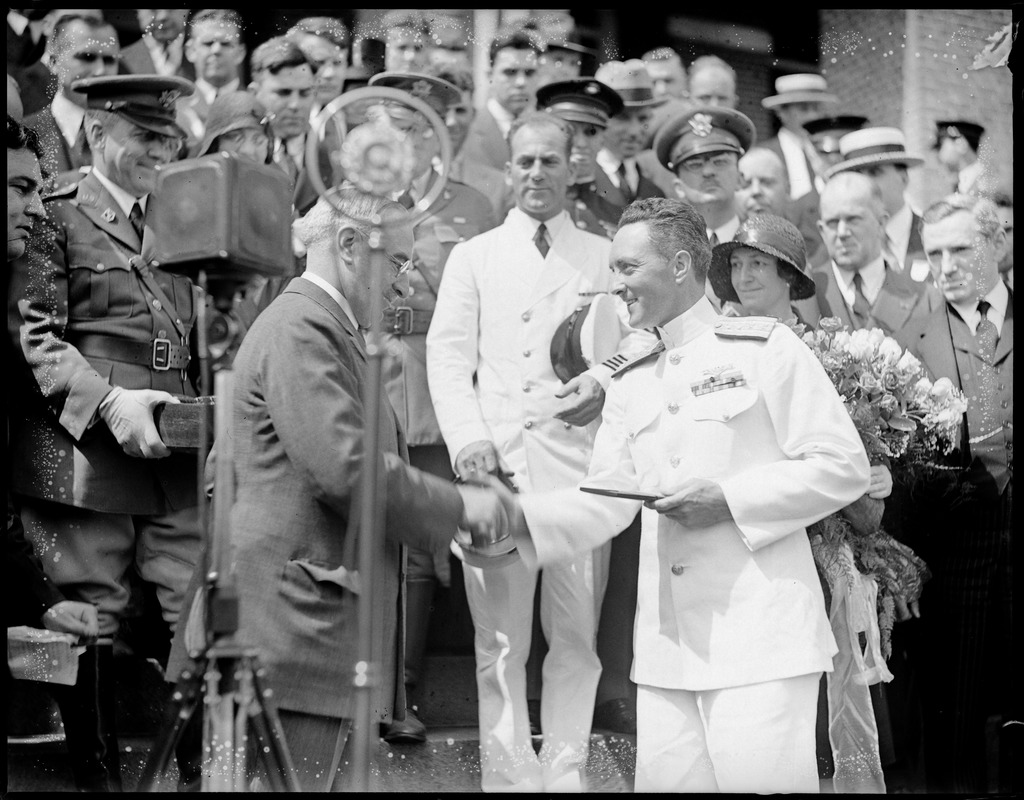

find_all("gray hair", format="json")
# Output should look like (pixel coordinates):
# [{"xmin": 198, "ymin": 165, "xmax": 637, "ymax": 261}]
[
  {"xmin": 294, "ymin": 187, "xmax": 407, "ymax": 248},
  {"xmin": 921, "ymin": 193, "xmax": 1003, "ymax": 242},
  {"xmin": 821, "ymin": 171, "xmax": 886, "ymax": 221}
]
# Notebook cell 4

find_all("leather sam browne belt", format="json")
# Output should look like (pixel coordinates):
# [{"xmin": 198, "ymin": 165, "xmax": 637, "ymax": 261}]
[
  {"xmin": 69, "ymin": 333, "xmax": 191, "ymax": 371},
  {"xmin": 382, "ymin": 306, "xmax": 432, "ymax": 335}
]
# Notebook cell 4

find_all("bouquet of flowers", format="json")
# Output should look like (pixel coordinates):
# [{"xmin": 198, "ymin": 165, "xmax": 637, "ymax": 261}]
[
  {"xmin": 799, "ymin": 317, "xmax": 969, "ymax": 660},
  {"xmin": 798, "ymin": 317, "xmax": 968, "ymax": 475}
]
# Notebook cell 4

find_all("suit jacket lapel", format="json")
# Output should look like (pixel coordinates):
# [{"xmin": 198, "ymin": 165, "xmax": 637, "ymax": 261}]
[
  {"xmin": 74, "ymin": 173, "xmax": 141, "ymax": 250},
  {"xmin": 993, "ymin": 287, "xmax": 1013, "ymax": 363},
  {"xmin": 871, "ymin": 267, "xmax": 919, "ymax": 334},
  {"xmin": 286, "ymin": 277, "xmax": 368, "ymax": 363},
  {"xmin": 920, "ymin": 308, "xmax": 965, "ymax": 385},
  {"xmin": 593, "ymin": 168, "xmax": 626, "ymax": 209},
  {"xmin": 816, "ymin": 267, "xmax": 854, "ymax": 329},
  {"xmin": 528, "ymin": 224, "xmax": 578, "ymax": 303}
]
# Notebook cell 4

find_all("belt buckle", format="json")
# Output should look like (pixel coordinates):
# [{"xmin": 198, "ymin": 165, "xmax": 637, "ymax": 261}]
[
  {"xmin": 152, "ymin": 337, "xmax": 171, "ymax": 371},
  {"xmin": 391, "ymin": 306, "xmax": 414, "ymax": 336}
]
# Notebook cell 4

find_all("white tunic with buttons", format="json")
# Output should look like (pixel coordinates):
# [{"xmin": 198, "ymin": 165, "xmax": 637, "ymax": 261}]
[
  {"xmin": 427, "ymin": 207, "xmax": 654, "ymax": 490},
  {"xmin": 515, "ymin": 296, "xmax": 872, "ymax": 690}
]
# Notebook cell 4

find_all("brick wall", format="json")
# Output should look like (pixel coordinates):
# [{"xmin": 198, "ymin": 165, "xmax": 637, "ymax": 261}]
[{"xmin": 819, "ymin": 9, "xmax": 1013, "ymax": 210}]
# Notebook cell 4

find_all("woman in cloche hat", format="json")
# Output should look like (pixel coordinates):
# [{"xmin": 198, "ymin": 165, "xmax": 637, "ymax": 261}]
[{"xmin": 708, "ymin": 213, "xmax": 817, "ymax": 327}]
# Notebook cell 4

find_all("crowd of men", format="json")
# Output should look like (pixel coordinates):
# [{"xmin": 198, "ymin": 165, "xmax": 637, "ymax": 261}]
[{"xmin": 6, "ymin": 7, "xmax": 1014, "ymax": 794}]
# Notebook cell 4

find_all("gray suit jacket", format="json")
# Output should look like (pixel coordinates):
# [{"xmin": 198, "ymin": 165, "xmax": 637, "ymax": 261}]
[
  {"xmin": 226, "ymin": 277, "xmax": 464, "ymax": 720},
  {"xmin": 460, "ymin": 106, "xmax": 509, "ymax": 172},
  {"xmin": 811, "ymin": 260, "xmax": 943, "ymax": 337}
]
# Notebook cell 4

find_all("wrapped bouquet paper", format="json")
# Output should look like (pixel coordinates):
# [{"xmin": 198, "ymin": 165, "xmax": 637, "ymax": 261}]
[{"xmin": 7, "ymin": 626, "xmax": 85, "ymax": 686}]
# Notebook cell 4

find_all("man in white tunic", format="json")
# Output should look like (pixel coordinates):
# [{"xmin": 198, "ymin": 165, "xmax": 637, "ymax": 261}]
[
  {"xmin": 427, "ymin": 110, "xmax": 653, "ymax": 791},
  {"xmin": 496, "ymin": 196, "xmax": 871, "ymax": 792}
]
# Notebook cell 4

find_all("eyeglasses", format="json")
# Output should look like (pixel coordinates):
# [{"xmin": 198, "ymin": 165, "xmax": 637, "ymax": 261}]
[
  {"xmin": 386, "ymin": 254, "xmax": 413, "ymax": 276},
  {"xmin": 74, "ymin": 53, "xmax": 119, "ymax": 66},
  {"xmin": 678, "ymin": 153, "xmax": 737, "ymax": 174}
]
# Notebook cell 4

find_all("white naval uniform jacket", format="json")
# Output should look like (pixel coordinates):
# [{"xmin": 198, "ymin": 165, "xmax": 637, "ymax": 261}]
[
  {"xmin": 427, "ymin": 208, "xmax": 655, "ymax": 490},
  {"xmin": 515, "ymin": 297, "xmax": 872, "ymax": 690}
]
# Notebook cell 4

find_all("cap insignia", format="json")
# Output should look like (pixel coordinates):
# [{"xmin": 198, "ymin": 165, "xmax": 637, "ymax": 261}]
[
  {"xmin": 689, "ymin": 113, "xmax": 713, "ymax": 137},
  {"xmin": 585, "ymin": 82, "xmax": 599, "ymax": 95},
  {"xmin": 159, "ymin": 90, "xmax": 181, "ymax": 108},
  {"xmin": 410, "ymin": 80, "xmax": 433, "ymax": 100}
]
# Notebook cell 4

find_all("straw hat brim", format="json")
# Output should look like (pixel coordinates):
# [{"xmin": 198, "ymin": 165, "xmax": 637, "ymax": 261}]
[
  {"xmin": 825, "ymin": 151, "xmax": 925, "ymax": 179},
  {"xmin": 761, "ymin": 91, "xmax": 838, "ymax": 109},
  {"xmin": 709, "ymin": 240, "xmax": 816, "ymax": 304}
]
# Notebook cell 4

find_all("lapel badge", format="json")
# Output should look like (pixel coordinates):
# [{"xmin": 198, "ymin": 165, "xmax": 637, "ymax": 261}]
[
  {"xmin": 689, "ymin": 113, "xmax": 713, "ymax": 137},
  {"xmin": 101, "ymin": 208, "xmax": 116, "ymax": 223}
]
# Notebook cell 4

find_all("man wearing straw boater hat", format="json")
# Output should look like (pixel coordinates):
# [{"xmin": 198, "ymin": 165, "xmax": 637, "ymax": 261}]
[
  {"xmin": 593, "ymin": 59, "xmax": 675, "ymax": 214},
  {"xmin": 760, "ymin": 73, "xmax": 838, "ymax": 201},
  {"xmin": 826, "ymin": 126, "xmax": 927, "ymax": 275}
]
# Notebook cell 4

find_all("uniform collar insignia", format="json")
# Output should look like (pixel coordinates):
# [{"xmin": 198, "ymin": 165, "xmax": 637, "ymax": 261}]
[{"xmin": 101, "ymin": 208, "xmax": 116, "ymax": 222}]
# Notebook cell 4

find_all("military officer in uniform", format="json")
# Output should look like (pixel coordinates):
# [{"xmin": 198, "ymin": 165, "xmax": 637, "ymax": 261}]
[
  {"xmin": 365, "ymin": 70, "xmax": 499, "ymax": 743},
  {"xmin": 495, "ymin": 197, "xmax": 871, "ymax": 792},
  {"xmin": 536, "ymin": 77, "xmax": 625, "ymax": 239},
  {"xmin": 7, "ymin": 74, "xmax": 201, "ymax": 792}
]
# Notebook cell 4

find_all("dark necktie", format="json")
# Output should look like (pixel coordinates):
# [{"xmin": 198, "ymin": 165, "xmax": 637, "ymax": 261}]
[
  {"xmin": 72, "ymin": 123, "xmax": 90, "ymax": 165},
  {"xmin": 851, "ymin": 271, "xmax": 872, "ymax": 327},
  {"xmin": 708, "ymin": 231, "xmax": 720, "ymax": 248},
  {"xmin": 617, "ymin": 161, "xmax": 635, "ymax": 201},
  {"xmin": 534, "ymin": 223, "xmax": 549, "ymax": 258},
  {"xmin": 129, "ymin": 201, "xmax": 145, "ymax": 242},
  {"xmin": 975, "ymin": 300, "xmax": 997, "ymax": 360}
]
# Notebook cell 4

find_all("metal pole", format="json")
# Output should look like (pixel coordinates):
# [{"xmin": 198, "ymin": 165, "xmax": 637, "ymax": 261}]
[{"xmin": 350, "ymin": 220, "xmax": 388, "ymax": 792}]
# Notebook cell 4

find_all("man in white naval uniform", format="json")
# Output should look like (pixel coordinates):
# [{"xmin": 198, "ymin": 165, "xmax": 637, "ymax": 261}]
[
  {"xmin": 500, "ymin": 196, "xmax": 871, "ymax": 792},
  {"xmin": 427, "ymin": 111, "xmax": 654, "ymax": 792}
]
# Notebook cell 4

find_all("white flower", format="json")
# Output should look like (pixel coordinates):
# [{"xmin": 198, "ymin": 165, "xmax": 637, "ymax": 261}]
[
  {"xmin": 896, "ymin": 349, "xmax": 922, "ymax": 374},
  {"xmin": 930, "ymin": 376, "xmax": 955, "ymax": 402},
  {"xmin": 875, "ymin": 337, "xmax": 902, "ymax": 367},
  {"xmin": 846, "ymin": 329, "xmax": 873, "ymax": 360},
  {"xmin": 866, "ymin": 327, "xmax": 886, "ymax": 350},
  {"xmin": 832, "ymin": 330, "xmax": 852, "ymax": 351}
]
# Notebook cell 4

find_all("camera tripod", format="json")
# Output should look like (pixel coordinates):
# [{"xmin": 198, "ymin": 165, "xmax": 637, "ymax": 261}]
[{"xmin": 137, "ymin": 274, "xmax": 300, "ymax": 792}]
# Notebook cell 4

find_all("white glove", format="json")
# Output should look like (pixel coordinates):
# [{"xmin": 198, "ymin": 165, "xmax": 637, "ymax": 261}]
[{"xmin": 98, "ymin": 386, "xmax": 177, "ymax": 458}]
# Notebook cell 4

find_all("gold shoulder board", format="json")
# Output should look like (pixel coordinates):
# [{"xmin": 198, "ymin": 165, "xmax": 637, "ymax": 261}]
[{"xmin": 712, "ymin": 316, "xmax": 777, "ymax": 340}]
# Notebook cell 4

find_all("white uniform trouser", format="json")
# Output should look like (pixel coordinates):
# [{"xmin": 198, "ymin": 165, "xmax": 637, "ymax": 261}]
[
  {"xmin": 463, "ymin": 545, "xmax": 609, "ymax": 792},
  {"xmin": 636, "ymin": 672, "xmax": 822, "ymax": 793}
]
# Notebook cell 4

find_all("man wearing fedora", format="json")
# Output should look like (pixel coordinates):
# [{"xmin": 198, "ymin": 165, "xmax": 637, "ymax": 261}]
[
  {"xmin": 934, "ymin": 119, "xmax": 994, "ymax": 197},
  {"xmin": 811, "ymin": 171, "xmax": 940, "ymax": 337},
  {"xmin": 8, "ymin": 73, "xmax": 201, "ymax": 792},
  {"xmin": 803, "ymin": 114, "xmax": 868, "ymax": 173},
  {"xmin": 593, "ymin": 59, "xmax": 675, "ymax": 215},
  {"xmin": 365, "ymin": 70, "xmax": 499, "ymax": 744},
  {"xmin": 761, "ymin": 73, "xmax": 837, "ymax": 202},
  {"xmin": 536, "ymin": 76, "xmax": 626, "ymax": 237},
  {"xmin": 827, "ymin": 126, "xmax": 927, "ymax": 276}
]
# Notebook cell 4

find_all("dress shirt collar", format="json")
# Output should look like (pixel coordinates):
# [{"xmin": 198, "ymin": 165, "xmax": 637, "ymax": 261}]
[
  {"xmin": 951, "ymin": 279, "xmax": 1009, "ymax": 335},
  {"xmin": 777, "ymin": 126, "xmax": 815, "ymax": 199},
  {"xmin": 143, "ymin": 33, "xmax": 183, "ymax": 75},
  {"xmin": 709, "ymin": 215, "xmax": 741, "ymax": 244},
  {"xmin": 91, "ymin": 167, "xmax": 146, "ymax": 218},
  {"xmin": 657, "ymin": 296, "xmax": 719, "ymax": 349},
  {"xmin": 8, "ymin": 10, "xmax": 30, "ymax": 36},
  {"xmin": 832, "ymin": 254, "xmax": 886, "ymax": 306},
  {"xmin": 957, "ymin": 160, "xmax": 982, "ymax": 194},
  {"xmin": 596, "ymin": 149, "xmax": 639, "ymax": 188},
  {"xmin": 51, "ymin": 91, "xmax": 86, "ymax": 147},
  {"xmin": 486, "ymin": 97, "xmax": 516, "ymax": 138},
  {"xmin": 885, "ymin": 203, "xmax": 913, "ymax": 268},
  {"xmin": 195, "ymin": 77, "xmax": 239, "ymax": 107},
  {"xmin": 300, "ymin": 272, "xmax": 360, "ymax": 332},
  {"xmin": 507, "ymin": 206, "xmax": 571, "ymax": 241}
]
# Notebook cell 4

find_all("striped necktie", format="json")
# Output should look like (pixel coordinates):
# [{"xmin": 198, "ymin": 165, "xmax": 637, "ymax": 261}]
[{"xmin": 975, "ymin": 300, "xmax": 997, "ymax": 360}]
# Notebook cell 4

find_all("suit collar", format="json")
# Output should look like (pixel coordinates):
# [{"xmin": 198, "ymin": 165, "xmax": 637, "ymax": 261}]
[{"xmin": 289, "ymin": 276, "xmax": 367, "ymax": 361}]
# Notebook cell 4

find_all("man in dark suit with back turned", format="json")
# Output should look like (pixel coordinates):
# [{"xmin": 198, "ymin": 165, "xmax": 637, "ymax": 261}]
[
  {"xmin": 895, "ymin": 193, "xmax": 1013, "ymax": 794},
  {"xmin": 187, "ymin": 187, "xmax": 508, "ymax": 791}
]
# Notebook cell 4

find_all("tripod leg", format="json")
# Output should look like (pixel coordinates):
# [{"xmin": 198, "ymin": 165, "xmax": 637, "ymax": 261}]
[
  {"xmin": 136, "ymin": 664, "xmax": 204, "ymax": 792},
  {"xmin": 248, "ymin": 661, "xmax": 301, "ymax": 792}
]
